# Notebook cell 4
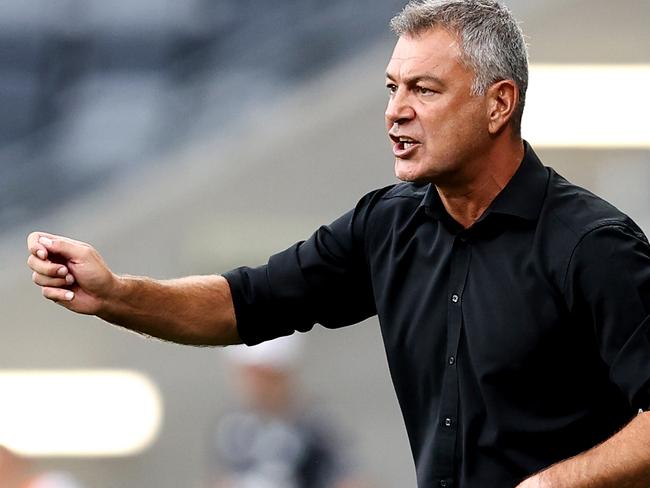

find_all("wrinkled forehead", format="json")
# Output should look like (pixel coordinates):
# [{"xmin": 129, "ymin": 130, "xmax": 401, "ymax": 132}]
[{"xmin": 386, "ymin": 29, "xmax": 465, "ymax": 78}]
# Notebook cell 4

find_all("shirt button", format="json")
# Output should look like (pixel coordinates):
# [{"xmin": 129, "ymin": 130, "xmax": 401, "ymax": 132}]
[
  {"xmin": 451, "ymin": 294, "xmax": 459, "ymax": 303},
  {"xmin": 439, "ymin": 480, "xmax": 448, "ymax": 487},
  {"xmin": 448, "ymin": 356, "xmax": 456, "ymax": 365},
  {"xmin": 444, "ymin": 417, "xmax": 452, "ymax": 427}
]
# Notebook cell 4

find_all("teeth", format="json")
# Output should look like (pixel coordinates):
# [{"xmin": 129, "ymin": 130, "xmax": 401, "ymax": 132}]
[
  {"xmin": 404, "ymin": 142, "xmax": 413, "ymax": 149},
  {"xmin": 398, "ymin": 137, "xmax": 417, "ymax": 145}
]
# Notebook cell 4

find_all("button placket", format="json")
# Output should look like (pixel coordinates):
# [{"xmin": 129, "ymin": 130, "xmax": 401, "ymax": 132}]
[{"xmin": 434, "ymin": 235, "xmax": 472, "ymax": 483}]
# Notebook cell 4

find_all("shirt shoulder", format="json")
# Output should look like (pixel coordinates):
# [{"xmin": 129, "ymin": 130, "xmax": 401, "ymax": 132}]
[
  {"xmin": 351, "ymin": 182, "xmax": 428, "ymax": 242},
  {"xmin": 355, "ymin": 181, "xmax": 427, "ymax": 222},
  {"xmin": 540, "ymin": 168, "xmax": 649, "ymax": 291},
  {"xmin": 378, "ymin": 181, "xmax": 429, "ymax": 201},
  {"xmin": 543, "ymin": 169, "xmax": 645, "ymax": 241}
]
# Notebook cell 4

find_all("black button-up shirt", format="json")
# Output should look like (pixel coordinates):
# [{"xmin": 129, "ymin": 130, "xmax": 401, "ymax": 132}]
[{"xmin": 224, "ymin": 143, "xmax": 650, "ymax": 487}]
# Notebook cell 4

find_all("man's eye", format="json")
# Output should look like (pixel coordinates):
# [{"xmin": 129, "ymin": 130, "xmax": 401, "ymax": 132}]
[
  {"xmin": 417, "ymin": 86, "xmax": 434, "ymax": 95},
  {"xmin": 386, "ymin": 84, "xmax": 397, "ymax": 94}
]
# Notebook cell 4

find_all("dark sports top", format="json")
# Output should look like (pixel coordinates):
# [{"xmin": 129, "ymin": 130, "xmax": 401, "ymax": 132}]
[{"xmin": 224, "ymin": 142, "xmax": 650, "ymax": 488}]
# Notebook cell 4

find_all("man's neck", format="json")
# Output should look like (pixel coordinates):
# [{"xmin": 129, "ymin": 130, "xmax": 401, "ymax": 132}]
[{"xmin": 436, "ymin": 139, "xmax": 525, "ymax": 229}]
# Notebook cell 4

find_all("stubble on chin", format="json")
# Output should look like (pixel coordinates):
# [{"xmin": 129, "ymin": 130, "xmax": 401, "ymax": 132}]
[{"xmin": 394, "ymin": 159, "xmax": 420, "ymax": 183}]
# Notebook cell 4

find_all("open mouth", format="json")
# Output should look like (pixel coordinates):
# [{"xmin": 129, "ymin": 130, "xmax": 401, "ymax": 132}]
[{"xmin": 390, "ymin": 135, "xmax": 421, "ymax": 156}]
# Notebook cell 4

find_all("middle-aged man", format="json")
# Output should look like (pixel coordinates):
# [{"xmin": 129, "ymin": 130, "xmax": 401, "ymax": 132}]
[{"xmin": 26, "ymin": 1, "xmax": 650, "ymax": 487}]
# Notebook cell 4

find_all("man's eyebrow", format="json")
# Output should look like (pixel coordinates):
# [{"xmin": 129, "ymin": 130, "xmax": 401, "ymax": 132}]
[{"xmin": 385, "ymin": 72, "xmax": 446, "ymax": 87}]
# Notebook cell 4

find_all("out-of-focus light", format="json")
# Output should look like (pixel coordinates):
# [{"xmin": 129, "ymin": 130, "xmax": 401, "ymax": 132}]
[
  {"xmin": 0, "ymin": 370, "xmax": 162, "ymax": 457},
  {"xmin": 523, "ymin": 65, "xmax": 650, "ymax": 148}
]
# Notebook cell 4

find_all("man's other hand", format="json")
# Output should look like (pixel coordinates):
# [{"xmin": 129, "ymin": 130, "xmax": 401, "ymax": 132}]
[{"xmin": 27, "ymin": 232, "xmax": 117, "ymax": 315}]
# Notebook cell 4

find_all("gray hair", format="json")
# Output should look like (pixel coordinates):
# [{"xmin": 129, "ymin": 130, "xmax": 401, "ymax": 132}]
[{"xmin": 390, "ymin": 0, "xmax": 529, "ymax": 135}]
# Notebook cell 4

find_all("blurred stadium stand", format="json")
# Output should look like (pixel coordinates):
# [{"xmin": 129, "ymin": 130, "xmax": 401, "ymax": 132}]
[{"xmin": 0, "ymin": 0, "xmax": 403, "ymax": 229}]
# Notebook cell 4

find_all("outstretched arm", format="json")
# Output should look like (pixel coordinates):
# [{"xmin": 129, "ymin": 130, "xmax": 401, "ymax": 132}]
[
  {"xmin": 27, "ymin": 232, "xmax": 240, "ymax": 346},
  {"xmin": 517, "ymin": 410, "xmax": 650, "ymax": 488}
]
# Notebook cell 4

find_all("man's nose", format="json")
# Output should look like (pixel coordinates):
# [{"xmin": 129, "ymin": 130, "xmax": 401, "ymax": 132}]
[{"xmin": 385, "ymin": 90, "xmax": 415, "ymax": 125}]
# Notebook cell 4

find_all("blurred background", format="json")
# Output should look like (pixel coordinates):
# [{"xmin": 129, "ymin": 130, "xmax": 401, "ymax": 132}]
[{"xmin": 1, "ymin": 0, "xmax": 648, "ymax": 486}]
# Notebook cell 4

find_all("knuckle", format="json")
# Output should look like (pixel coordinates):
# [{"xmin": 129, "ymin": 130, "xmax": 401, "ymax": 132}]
[
  {"xmin": 35, "ymin": 275, "xmax": 49, "ymax": 287},
  {"xmin": 38, "ymin": 275, "xmax": 67, "ymax": 287}
]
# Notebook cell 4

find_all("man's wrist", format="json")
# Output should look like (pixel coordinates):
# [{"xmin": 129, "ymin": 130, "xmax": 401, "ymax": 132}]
[{"xmin": 98, "ymin": 273, "xmax": 130, "ymax": 318}]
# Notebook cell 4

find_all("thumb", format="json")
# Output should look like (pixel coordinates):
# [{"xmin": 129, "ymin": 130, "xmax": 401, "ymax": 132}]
[{"xmin": 38, "ymin": 236, "xmax": 90, "ymax": 261}]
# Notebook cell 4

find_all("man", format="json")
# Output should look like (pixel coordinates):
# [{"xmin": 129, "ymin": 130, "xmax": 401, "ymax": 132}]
[
  {"xmin": 0, "ymin": 446, "xmax": 84, "ymax": 488},
  {"xmin": 27, "ymin": 1, "xmax": 650, "ymax": 487},
  {"xmin": 208, "ymin": 335, "xmax": 365, "ymax": 488}
]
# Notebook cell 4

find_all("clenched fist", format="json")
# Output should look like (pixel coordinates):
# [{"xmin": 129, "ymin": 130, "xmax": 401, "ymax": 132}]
[{"xmin": 27, "ymin": 232, "xmax": 118, "ymax": 315}]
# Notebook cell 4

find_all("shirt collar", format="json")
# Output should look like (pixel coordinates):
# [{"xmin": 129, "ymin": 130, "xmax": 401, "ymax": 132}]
[{"xmin": 419, "ymin": 141, "xmax": 549, "ymax": 223}]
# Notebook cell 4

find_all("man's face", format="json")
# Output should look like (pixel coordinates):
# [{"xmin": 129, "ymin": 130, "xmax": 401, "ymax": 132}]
[{"xmin": 385, "ymin": 28, "xmax": 491, "ymax": 185}]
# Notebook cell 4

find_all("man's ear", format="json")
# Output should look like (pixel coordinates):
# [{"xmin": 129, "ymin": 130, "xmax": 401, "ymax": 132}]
[{"xmin": 486, "ymin": 80, "xmax": 518, "ymax": 135}]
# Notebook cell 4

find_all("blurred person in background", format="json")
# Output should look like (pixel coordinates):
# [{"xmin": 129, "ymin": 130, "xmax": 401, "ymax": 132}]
[
  {"xmin": 207, "ymin": 335, "xmax": 367, "ymax": 488},
  {"xmin": 0, "ymin": 446, "xmax": 27, "ymax": 488},
  {"xmin": 26, "ymin": 0, "xmax": 650, "ymax": 487},
  {"xmin": 0, "ymin": 446, "xmax": 83, "ymax": 488}
]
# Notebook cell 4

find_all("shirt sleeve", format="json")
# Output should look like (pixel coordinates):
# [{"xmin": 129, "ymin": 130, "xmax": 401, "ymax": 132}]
[
  {"xmin": 564, "ymin": 221, "xmax": 650, "ymax": 411},
  {"xmin": 223, "ymin": 195, "xmax": 378, "ymax": 346}
]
